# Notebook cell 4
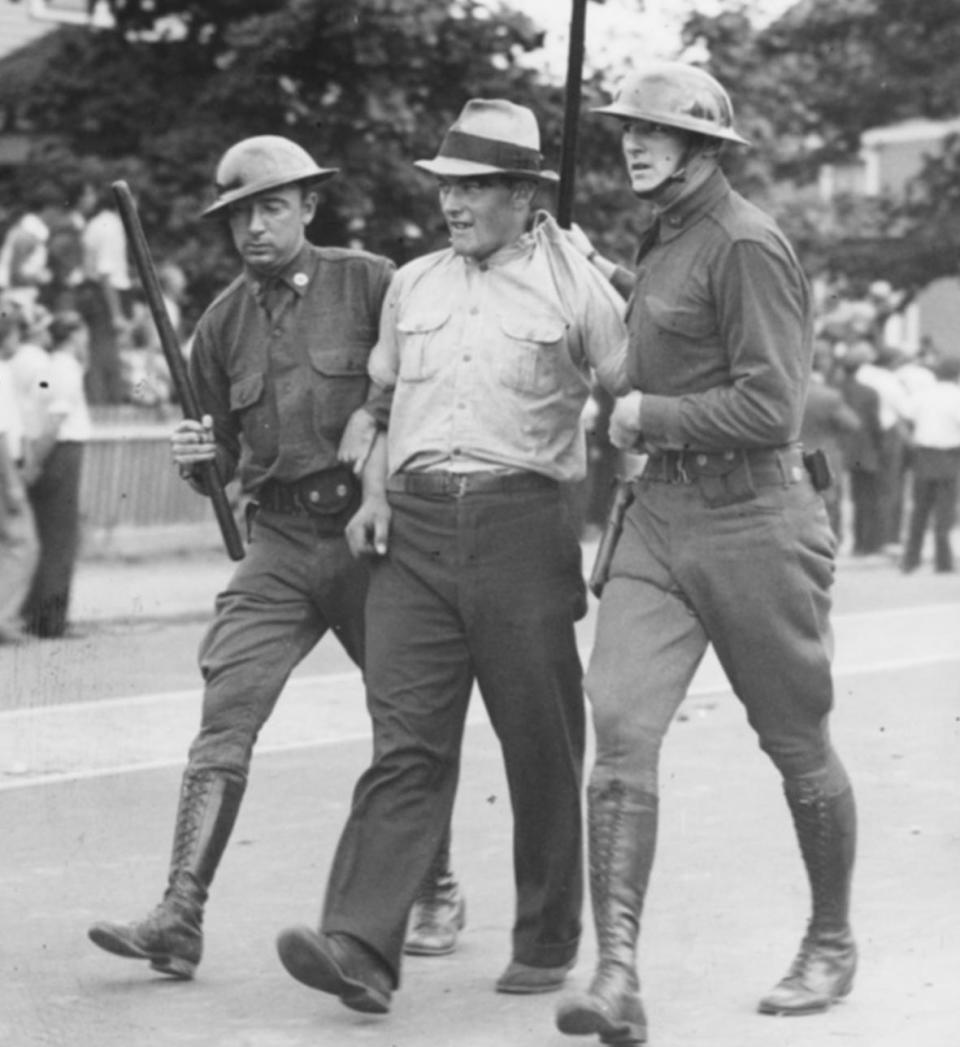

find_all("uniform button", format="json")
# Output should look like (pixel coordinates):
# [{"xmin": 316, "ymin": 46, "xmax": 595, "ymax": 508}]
[
  {"xmin": 723, "ymin": 451, "xmax": 734, "ymax": 460},
  {"xmin": 469, "ymin": 306, "xmax": 479, "ymax": 316},
  {"xmin": 696, "ymin": 454, "xmax": 707, "ymax": 465},
  {"xmin": 463, "ymin": 354, "xmax": 472, "ymax": 362},
  {"xmin": 293, "ymin": 272, "xmax": 308, "ymax": 287},
  {"xmin": 336, "ymin": 484, "xmax": 348, "ymax": 497},
  {"xmin": 308, "ymin": 491, "xmax": 320, "ymax": 504},
  {"xmin": 452, "ymin": 447, "xmax": 462, "ymax": 455}
]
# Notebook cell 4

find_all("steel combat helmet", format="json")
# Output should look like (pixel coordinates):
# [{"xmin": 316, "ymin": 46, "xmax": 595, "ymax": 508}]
[
  {"xmin": 202, "ymin": 136, "xmax": 338, "ymax": 217},
  {"xmin": 593, "ymin": 61, "xmax": 749, "ymax": 146}
]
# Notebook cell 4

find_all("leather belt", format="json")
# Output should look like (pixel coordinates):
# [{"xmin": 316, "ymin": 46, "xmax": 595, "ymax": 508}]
[
  {"xmin": 257, "ymin": 467, "xmax": 359, "ymax": 517},
  {"xmin": 642, "ymin": 445, "xmax": 805, "ymax": 486},
  {"xmin": 387, "ymin": 470, "xmax": 557, "ymax": 498}
]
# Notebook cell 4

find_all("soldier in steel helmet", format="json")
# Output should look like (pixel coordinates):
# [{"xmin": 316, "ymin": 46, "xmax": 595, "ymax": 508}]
[
  {"xmin": 86, "ymin": 135, "xmax": 460, "ymax": 979},
  {"xmin": 555, "ymin": 62, "xmax": 858, "ymax": 1044}
]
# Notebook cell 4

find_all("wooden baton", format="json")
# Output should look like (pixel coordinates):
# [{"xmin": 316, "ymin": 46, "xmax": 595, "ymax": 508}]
[{"xmin": 111, "ymin": 180, "xmax": 245, "ymax": 561}]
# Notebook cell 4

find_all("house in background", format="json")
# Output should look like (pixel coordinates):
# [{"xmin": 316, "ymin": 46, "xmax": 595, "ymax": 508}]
[{"xmin": 819, "ymin": 117, "xmax": 960, "ymax": 358}]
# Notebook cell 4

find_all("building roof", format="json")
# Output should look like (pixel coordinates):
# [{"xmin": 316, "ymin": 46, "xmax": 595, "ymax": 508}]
[{"xmin": 862, "ymin": 117, "xmax": 960, "ymax": 148}]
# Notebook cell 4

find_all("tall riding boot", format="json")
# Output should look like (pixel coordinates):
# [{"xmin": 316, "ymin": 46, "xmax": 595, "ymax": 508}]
[
  {"xmin": 88, "ymin": 767, "xmax": 246, "ymax": 979},
  {"xmin": 556, "ymin": 780, "xmax": 656, "ymax": 1045},
  {"xmin": 403, "ymin": 826, "xmax": 466, "ymax": 956},
  {"xmin": 758, "ymin": 776, "xmax": 857, "ymax": 1015}
]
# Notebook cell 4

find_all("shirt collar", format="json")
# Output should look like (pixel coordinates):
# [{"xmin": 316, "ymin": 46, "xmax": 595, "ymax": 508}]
[
  {"xmin": 462, "ymin": 231, "xmax": 535, "ymax": 271},
  {"xmin": 656, "ymin": 167, "xmax": 730, "ymax": 242},
  {"xmin": 246, "ymin": 242, "xmax": 314, "ymax": 298}
]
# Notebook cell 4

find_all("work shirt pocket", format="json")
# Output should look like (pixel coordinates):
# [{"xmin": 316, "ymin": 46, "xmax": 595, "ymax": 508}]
[
  {"xmin": 497, "ymin": 313, "xmax": 567, "ymax": 396},
  {"xmin": 397, "ymin": 310, "xmax": 451, "ymax": 381},
  {"xmin": 645, "ymin": 295, "xmax": 715, "ymax": 342}
]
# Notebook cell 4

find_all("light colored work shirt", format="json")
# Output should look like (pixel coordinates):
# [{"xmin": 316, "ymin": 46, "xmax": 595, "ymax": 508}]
[
  {"xmin": 82, "ymin": 209, "xmax": 131, "ymax": 291},
  {"xmin": 906, "ymin": 380, "xmax": 960, "ymax": 449},
  {"xmin": 369, "ymin": 216, "xmax": 629, "ymax": 483},
  {"xmin": 47, "ymin": 349, "xmax": 92, "ymax": 443}
]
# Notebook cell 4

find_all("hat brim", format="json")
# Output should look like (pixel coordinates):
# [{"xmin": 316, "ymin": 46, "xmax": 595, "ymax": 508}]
[
  {"xmin": 591, "ymin": 103, "xmax": 750, "ymax": 146},
  {"xmin": 414, "ymin": 157, "xmax": 559, "ymax": 183},
  {"xmin": 202, "ymin": 169, "xmax": 339, "ymax": 218}
]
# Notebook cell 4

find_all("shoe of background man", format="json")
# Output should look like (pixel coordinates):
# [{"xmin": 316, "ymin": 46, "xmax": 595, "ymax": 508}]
[
  {"xmin": 495, "ymin": 958, "xmax": 574, "ymax": 995},
  {"xmin": 403, "ymin": 874, "xmax": 466, "ymax": 956},
  {"xmin": 276, "ymin": 927, "xmax": 392, "ymax": 1014}
]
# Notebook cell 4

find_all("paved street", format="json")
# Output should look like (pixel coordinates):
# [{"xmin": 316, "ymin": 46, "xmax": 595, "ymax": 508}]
[{"xmin": 0, "ymin": 545, "xmax": 958, "ymax": 1046}]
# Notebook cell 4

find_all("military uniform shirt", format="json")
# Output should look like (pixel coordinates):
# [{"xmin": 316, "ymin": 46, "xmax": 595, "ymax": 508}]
[
  {"xmin": 629, "ymin": 168, "xmax": 813, "ymax": 451},
  {"xmin": 189, "ymin": 242, "xmax": 394, "ymax": 493}
]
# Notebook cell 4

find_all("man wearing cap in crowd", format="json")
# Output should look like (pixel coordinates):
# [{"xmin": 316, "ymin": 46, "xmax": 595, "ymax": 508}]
[
  {"xmin": 554, "ymin": 62, "xmax": 858, "ymax": 1045},
  {"xmin": 274, "ymin": 99, "xmax": 630, "ymax": 1014},
  {"xmin": 87, "ymin": 135, "xmax": 459, "ymax": 978}
]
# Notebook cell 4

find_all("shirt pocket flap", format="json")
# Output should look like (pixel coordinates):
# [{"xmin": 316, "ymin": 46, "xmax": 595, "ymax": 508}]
[
  {"xmin": 499, "ymin": 314, "xmax": 566, "ymax": 345},
  {"xmin": 230, "ymin": 372, "xmax": 264, "ymax": 410},
  {"xmin": 309, "ymin": 347, "xmax": 369, "ymax": 378},
  {"xmin": 397, "ymin": 310, "xmax": 450, "ymax": 335}
]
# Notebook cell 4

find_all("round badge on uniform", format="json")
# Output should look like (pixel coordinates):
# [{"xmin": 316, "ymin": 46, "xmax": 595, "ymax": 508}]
[{"xmin": 293, "ymin": 272, "xmax": 308, "ymax": 287}]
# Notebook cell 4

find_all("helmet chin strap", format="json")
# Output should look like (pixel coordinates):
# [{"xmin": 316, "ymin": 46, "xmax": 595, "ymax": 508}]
[{"xmin": 634, "ymin": 139, "xmax": 719, "ymax": 206}]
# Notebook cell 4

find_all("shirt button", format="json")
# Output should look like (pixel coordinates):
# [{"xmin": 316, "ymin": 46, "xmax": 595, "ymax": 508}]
[
  {"xmin": 463, "ymin": 354, "xmax": 472, "ymax": 362},
  {"xmin": 723, "ymin": 451, "xmax": 734, "ymax": 460},
  {"xmin": 696, "ymin": 454, "xmax": 707, "ymax": 465},
  {"xmin": 469, "ymin": 306, "xmax": 479, "ymax": 316}
]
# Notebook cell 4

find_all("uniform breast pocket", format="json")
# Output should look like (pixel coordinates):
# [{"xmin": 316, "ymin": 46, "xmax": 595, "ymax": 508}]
[
  {"xmin": 306, "ymin": 346, "xmax": 369, "ymax": 433},
  {"xmin": 496, "ymin": 313, "xmax": 567, "ymax": 396},
  {"xmin": 396, "ymin": 310, "xmax": 451, "ymax": 381},
  {"xmin": 229, "ymin": 372, "xmax": 265, "ymax": 416},
  {"xmin": 646, "ymin": 295, "xmax": 715, "ymax": 342}
]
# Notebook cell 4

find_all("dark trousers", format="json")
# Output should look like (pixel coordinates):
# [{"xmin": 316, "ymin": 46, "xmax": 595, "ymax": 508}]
[
  {"xmin": 321, "ymin": 485, "xmax": 586, "ymax": 983},
  {"xmin": 188, "ymin": 509, "xmax": 369, "ymax": 773},
  {"xmin": 76, "ymin": 281, "xmax": 127, "ymax": 405},
  {"xmin": 24, "ymin": 441, "xmax": 84, "ymax": 638},
  {"xmin": 902, "ymin": 448, "xmax": 960, "ymax": 571},
  {"xmin": 849, "ymin": 468, "xmax": 883, "ymax": 554}
]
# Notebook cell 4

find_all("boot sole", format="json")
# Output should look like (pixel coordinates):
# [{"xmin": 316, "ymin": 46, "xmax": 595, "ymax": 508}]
[
  {"xmin": 556, "ymin": 998, "xmax": 647, "ymax": 1043},
  {"xmin": 276, "ymin": 927, "xmax": 390, "ymax": 1014},
  {"xmin": 87, "ymin": 926, "xmax": 196, "ymax": 980}
]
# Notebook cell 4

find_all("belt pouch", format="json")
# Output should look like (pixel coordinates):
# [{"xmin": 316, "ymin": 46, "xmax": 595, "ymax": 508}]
[
  {"xmin": 697, "ymin": 455, "xmax": 757, "ymax": 508},
  {"xmin": 297, "ymin": 467, "xmax": 361, "ymax": 535}
]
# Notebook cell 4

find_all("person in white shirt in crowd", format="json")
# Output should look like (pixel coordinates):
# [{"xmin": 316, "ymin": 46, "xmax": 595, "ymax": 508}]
[
  {"xmin": 0, "ymin": 304, "xmax": 39, "ymax": 643},
  {"xmin": 21, "ymin": 310, "xmax": 93, "ymax": 638},
  {"xmin": 900, "ymin": 355, "xmax": 960, "ymax": 574},
  {"xmin": 0, "ymin": 184, "xmax": 67, "ymax": 321},
  {"xmin": 76, "ymin": 181, "xmax": 132, "ymax": 405}
]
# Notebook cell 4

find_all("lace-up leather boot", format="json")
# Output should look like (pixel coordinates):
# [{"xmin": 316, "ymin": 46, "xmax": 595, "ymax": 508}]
[
  {"xmin": 556, "ymin": 780, "xmax": 656, "ymax": 1045},
  {"xmin": 88, "ymin": 768, "xmax": 246, "ymax": 978},
  {"xmin": 403, "ymin": 831, "xmax": 465, "ymax": 956},
  {"xmin": 758, "ymin": 777, "xmax": 857, "ymax": 1015}
]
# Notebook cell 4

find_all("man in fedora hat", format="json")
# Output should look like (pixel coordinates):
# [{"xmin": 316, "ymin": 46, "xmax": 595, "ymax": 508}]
[
  {"xmin": 275, "ymin": 99, "xmax": 631, "ymax": 1014},
  {"xmin": 87, "ymin": 134, "xmax": 459, "ymax": 979}
]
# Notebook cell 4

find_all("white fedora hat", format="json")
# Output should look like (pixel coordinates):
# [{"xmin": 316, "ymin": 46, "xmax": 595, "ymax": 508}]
[{"xmin": 415, "ymin": 99, "xmax": 558, "ymax": 182}]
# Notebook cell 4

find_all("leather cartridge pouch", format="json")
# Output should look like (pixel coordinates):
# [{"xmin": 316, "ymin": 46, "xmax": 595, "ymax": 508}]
[
  {"xmin": 695, "ymin": 453, "xmax": 758, "ymax": 508},
  {"xmin": 296, "ymin": 466, "xmax": 361, "ymax": 536}
]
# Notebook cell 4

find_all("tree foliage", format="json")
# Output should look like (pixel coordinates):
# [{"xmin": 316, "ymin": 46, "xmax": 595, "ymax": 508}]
[
  {"xmin": 683, "ymin": 0, "xmax": 960, "ymax": 294},
  {"xmin": 7, "ymin": 0, "xmax": 631, "ymax": 319}
]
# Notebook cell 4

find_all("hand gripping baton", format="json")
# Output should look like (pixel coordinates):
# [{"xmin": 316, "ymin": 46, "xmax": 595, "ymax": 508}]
[{"xmin": 112, "ymin": 180, "xmax": 245, "ymax": 561}]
